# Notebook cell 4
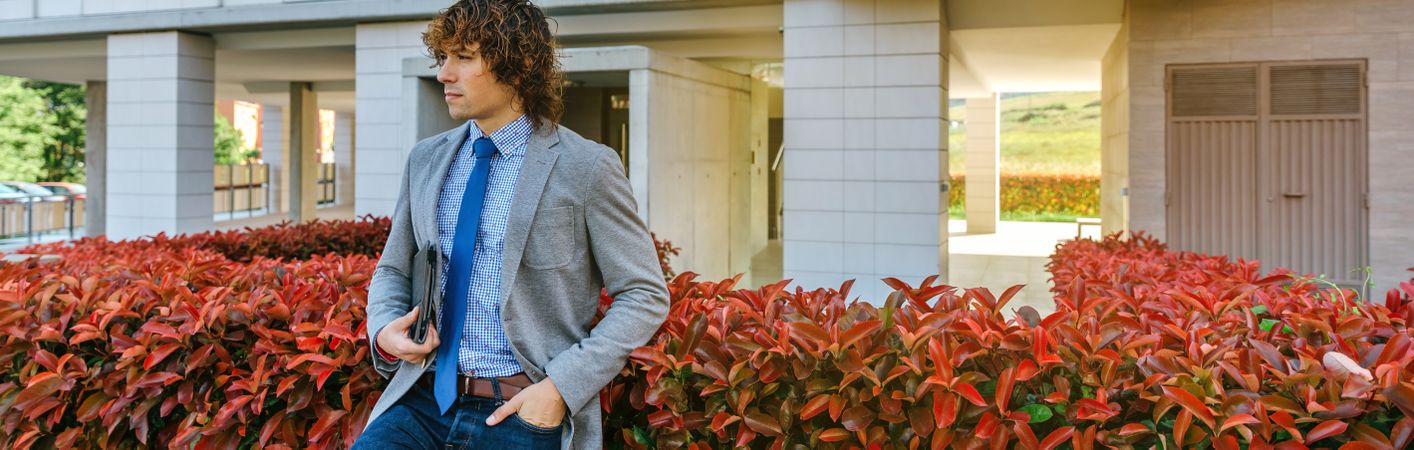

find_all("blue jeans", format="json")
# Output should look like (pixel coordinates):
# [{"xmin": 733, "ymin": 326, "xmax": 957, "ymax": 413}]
[{"xmin": 353, "ymin": 381, "xmax": 563, "ymax": 450}]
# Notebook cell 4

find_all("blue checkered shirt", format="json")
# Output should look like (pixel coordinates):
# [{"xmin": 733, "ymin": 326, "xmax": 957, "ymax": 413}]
[{"xmin": 434, "ymin": 115, "xmax": 532, "ymax": 377}]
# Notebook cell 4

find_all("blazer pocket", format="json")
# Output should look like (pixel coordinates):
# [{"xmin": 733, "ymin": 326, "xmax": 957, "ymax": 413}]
[{"xmin": 524, "ymin": 206, "xmax": 574, "ymax": 270}]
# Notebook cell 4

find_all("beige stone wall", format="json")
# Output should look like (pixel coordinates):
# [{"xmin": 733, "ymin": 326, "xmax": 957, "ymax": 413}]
[
  {"xmin": 1101, "ymin": 16, "xmax": 1130, "ymax": 236},
  {"xmin": 1126, "ymin": 0, "xmax": 1414, "ymax": 292},
  {"xmin": 636, "ymin": 68, "xmax": 755, "ymax": 282}
]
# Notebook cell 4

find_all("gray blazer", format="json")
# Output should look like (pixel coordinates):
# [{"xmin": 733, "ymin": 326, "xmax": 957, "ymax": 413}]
[{"xmin": 363, "ymin": 122, "xmax": 670, "ymax": 449}]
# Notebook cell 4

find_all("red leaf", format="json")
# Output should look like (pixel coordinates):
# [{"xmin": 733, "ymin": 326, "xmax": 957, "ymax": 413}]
[
  {"xmin": 1174, "ymin": 410, "xmax": 1193, "ymax": 448},
  {"xmin": 144, "ymin": 343, "xmax": 180, "ymax": 370},
  {"xmin": 1040, "ymin": 426, "xmax": 1075, "ymax": 450},
  {"xmin": 974, "ymin": 412, "xmax": 999, "ymax": 439},
  {"xmin": 819, "ymin": 428, "xmax": 851, "ymax": 442},
  {"xmin": 1214, "ymin": 435, "xmax": 1240, "ymax": 450},
  {"xmin": 954, "ymin": 382, "xmax": 987, "ymax": 407},
  {"xmin": 743, "ymin": 411, "xmax": 783, "ymax": 437},
  {"xmin": 309, "ymin": 409, "xmax": 348, "ymax": 443},
  {"xmin": 1220, "ymin": 413, "xmax": 1259, "ymax": 433},
  {"xmin": 1305, "ymin": 420, "xmax": 1348, "ymax": 445},
  {"xmin": 996, "ymin": 367, "xmax": 1016, "ymax": 413},
  {"xmin": 1161, "ymin": 385, "xmax": 1216, "ymax": 431},
  {"xmin": 841, "ymin": 406, "xmax": 874, "ymax": 432},
  {"xmin": 800, "ymin": 394, "xmax": 831, "ymax": 420},
  {"xmin": 15, "ymin": 372, "xmax": 65, "ymax": 410}
]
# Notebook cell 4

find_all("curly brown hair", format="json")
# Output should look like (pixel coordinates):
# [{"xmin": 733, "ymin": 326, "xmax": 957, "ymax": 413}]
[{"xmin": 423, "ymin": 0, "xmax": 563, "ymax": 131}]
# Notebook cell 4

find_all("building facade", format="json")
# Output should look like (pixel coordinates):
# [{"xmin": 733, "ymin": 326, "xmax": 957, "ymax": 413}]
[{"xmin": 0, "ymin": 0, "xmax": 1409, "ymax": 299}]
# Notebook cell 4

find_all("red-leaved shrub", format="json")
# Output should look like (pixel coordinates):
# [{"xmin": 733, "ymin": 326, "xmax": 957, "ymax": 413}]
[
  {"xmin": 0, "ymin": 244, "xmax": 380, "ymax": 449},
  {"xmin": 3, "ymin": 220, "xmax": 1412, "ymax": 449},
  {"xmin": 15, "ymin": 216, "xmax": 392, "ymax": 263},
  {"xmin": 596, "ymin": 233, "xmax": 1414, "ymax": 449}
]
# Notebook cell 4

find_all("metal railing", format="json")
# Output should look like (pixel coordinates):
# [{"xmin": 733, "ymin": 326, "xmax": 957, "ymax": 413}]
[
  {"xmin": 318, "ymin": 162, "xmax": 336, "ymax": 206},
  {"xmin": 0, "ymin": 195, "xmax": 84, "ymax": 244},
  {"xmin": 214, "ymin": 163, "xmax": 270, "ymax": 220}
]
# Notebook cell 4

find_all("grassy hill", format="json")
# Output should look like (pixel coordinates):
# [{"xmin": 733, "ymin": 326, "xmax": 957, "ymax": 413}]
[
  {"xmin": 947, "ymin": 92, "xmax": 1102, "ymax": 222},
  {"xmin": 948, "ymin": 91, "xmax": 1101, "ymax": 176}
]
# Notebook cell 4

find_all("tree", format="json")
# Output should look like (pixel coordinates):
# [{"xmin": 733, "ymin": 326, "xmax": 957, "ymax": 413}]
[
  {"xmin": 214, "ymin": 109, "xmax": 257, "ymax": 165},
  {"xmin": 26, "ymin": 80, "xmax": 87, "ymax": 183},
  {"xmin": 0, "ymin": 76, "xmax": 55, "ymax": 182}
]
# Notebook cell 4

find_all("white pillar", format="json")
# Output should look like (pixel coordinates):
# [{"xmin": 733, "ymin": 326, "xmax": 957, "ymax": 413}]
[
  {"xmin": 84, "ymin": 81, "xmax": 106, "ymax": 237},
  {"xmin": 781, "ymin": 0, "xmax": 950, "ymax": 302},
  {"xmin": 288, "ymin": 82, "xmax": 319, "ymax": 222},
  {"xmin": 965, "ymin": 94, "xmax": 1000, "ymax": 234},
  {"xmin": 334, "ymin": 112, "xmax": 356, "ymax": 207},
  {"xmin": 262, "ymin": 105, "xmax": 285, "ymax": 214},
  {"xmin": 105, "ymin": 31, "xmax": 215, "ymax": 240},
  {"xmin": 355, "ymin": 21, "xmax": 429, "ymax": 217}
]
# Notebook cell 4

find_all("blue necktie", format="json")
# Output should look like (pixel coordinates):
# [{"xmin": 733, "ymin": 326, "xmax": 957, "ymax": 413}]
[{"xmin": 435, "ymin": 136, "xmax": 498, "ymax": 414}]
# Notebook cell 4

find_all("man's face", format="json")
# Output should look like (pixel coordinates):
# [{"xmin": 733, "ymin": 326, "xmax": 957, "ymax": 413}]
[{"xmin": 436, "ymin": 43, "xmax": 517, "ymax": 122}]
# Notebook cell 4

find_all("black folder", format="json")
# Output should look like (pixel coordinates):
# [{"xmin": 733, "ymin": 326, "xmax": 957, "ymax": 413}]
[{"xmin": 409, "ymin": 240, "xmax": 441, "ymax": 346}]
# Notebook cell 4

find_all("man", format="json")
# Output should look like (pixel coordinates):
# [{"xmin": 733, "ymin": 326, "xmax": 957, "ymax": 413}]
[{"xmin": 353, "ymin": 1, "xmax": 670, "ymax": 448}]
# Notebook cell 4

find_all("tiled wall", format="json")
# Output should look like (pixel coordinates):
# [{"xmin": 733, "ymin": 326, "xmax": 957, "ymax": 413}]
[
  {"xmin": 782, "ymin": 0, "xmax": 950, "ymax": 302},
  {"xmin": 0, "ymin": 0, "xmax": 314, "ymax": 20},
  {"xmin": 353, "ymin": 21, "xmax": 428, "ymax": 217},
  {"xmin": 105, "ymin": 31, "xmax": 216, "ymax": 239},
  {"xmin": 1127, "ymin": 0, "xmax": 1414, "ymax": 291},
  {"xmin": 1100, "ymin": 18, "xmax": 1129, "ymax": 236}
]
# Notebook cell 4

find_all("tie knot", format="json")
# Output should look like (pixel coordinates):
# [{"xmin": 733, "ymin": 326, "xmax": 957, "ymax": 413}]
[{"xmin": 472, "ymin": 137, "xmax": 497, "ymax": 159}]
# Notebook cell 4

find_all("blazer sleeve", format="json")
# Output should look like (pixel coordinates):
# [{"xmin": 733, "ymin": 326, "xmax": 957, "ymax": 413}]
[
  {"xmin": 365, "ymin": 152, "xmax": 418, "ymax": 379},
  {"xmin": 543, "ymin": 147, "xmax": 671, "ymax": 415}
]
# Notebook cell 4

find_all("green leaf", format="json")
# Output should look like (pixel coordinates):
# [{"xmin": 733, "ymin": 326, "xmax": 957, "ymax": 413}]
[
  {"xmin": 1249, "ymin": 305, "xmax": 1268, "ymax": 315},
  {"xmin": 1020, "ymin": 404, "xmax": 1053, "ymax": 423},
  {"xmin": 631, "ymin": 426, "xmax": 652, "ymax": 445},
  {"xmin": 1259, "ymin": 319, "xmax": 1280, "ymax": 331}
]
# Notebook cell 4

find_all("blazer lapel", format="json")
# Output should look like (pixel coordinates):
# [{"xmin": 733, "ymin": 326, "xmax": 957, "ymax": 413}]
[
  {"xmin": 499, "ymin": 125, "xmax": 562, "ymax": 306},
  {"xmin": 415, "ymin": 125, "xmax": 469, "ymax": 247}
]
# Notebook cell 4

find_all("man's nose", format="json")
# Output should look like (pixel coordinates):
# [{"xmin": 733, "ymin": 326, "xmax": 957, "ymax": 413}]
[{"xmin": 436, "ymin": 62, "xmax": 455, "ymax": 84}]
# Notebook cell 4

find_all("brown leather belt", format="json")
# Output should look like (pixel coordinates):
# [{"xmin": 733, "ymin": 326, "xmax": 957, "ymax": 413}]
[{"xmin": 417, "ymin": 372, "xmax": 533, "ymax": 401}]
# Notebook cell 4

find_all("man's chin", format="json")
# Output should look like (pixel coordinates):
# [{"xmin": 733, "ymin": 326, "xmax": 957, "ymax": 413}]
[{"xmin": 447, "ymin": 107, "xmax": 472, "ymax": 122}]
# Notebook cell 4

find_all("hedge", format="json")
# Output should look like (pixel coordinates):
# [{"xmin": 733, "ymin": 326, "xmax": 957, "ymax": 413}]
[{"xmin": 2, "ymin": 220, "xmax": 1412, "ymax": 449}]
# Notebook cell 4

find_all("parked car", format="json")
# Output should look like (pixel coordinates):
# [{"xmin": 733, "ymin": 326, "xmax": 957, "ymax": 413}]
[
  {"xmin": 0, "ymin": 182, "xmax": 65, "ymax": 203},
  {"xmin": 0, "ymin": 184, "xmax": 28, "ymax": 205},
  {"xmin": 37, "ymin": 182, "xmax": 86, "ymax": 200}
]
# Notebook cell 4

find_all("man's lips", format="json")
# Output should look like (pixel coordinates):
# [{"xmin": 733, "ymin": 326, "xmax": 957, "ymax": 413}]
[{"xmin": 445, "ymin": 92, "xmax": 463, "ymax": 101}]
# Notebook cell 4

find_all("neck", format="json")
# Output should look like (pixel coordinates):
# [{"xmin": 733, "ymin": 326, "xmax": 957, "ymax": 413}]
[{"xmin": 473, "ymin": 105, "xmax": 524, "ymax": 136}]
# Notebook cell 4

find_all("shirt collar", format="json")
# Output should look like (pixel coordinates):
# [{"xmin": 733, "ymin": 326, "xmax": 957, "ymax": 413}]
[{"xmin": 467, "ymin": 115, "xmax": 533, "ymax": 158}]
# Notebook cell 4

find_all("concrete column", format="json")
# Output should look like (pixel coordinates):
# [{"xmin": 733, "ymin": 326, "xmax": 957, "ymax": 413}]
[
  {"xmin": 84, "ymin": 81, "xmax": 106, "ymax": 238},
  {"xmin": 782, "ymin": 0, "xmax": 950, "ymax": 302},
  {"xmin": 334, "ymin": 112, "xmax": 356, "ymax": 206},
  {"xmin": 261, "ymin": 105, "xmax": 285, "ymax": 214},
  {"xmin": 964, "ymin": 94, "xmax": 999, "ymax": 234},
  {"xmin": 105, "ymin": 31, "xmax": 215, "ymax": 240},
  {"xmin": 355, "ymin": 21, "xmax": 430, "ymax": 217},
  {"xmin": 288, "ymin": 82, "xmax": 319, "ymax": 222}
]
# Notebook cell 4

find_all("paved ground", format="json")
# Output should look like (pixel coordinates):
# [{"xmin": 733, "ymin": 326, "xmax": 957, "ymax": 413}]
[
  {"xmin": 948, "ymin": 220, "xmax": 1102, "ymax": 315},
  {"xmin": 748, "ymin": 220, "xmax": 1102, "ymax": 315}
]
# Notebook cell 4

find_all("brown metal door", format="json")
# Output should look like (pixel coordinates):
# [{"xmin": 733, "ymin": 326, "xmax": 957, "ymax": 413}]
[
  {"xmin": 1166, "ymin": 64, "xmax": 1261, "ymax": 261},
  {"xmin": 1166, "ymin": 61, "xmax": 1368, "ymax": 285},
  {"xmin": 1260, "ymin": 61, "xmax": 1368, "ymax": 285}
]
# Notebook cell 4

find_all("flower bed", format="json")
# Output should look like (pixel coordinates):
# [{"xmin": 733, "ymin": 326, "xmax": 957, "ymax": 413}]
[{"xmin": 950, "ymin": 174, "xmax": 1100, "ymax": 219}]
